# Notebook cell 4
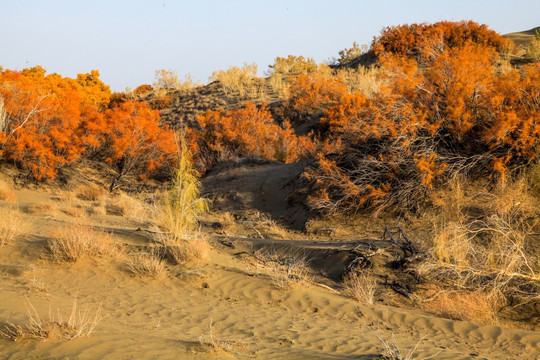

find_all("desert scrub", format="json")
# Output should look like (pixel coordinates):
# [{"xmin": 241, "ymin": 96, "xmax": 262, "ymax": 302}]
[
  {"xmin": 46, "ymin": 223, "xmax": 120, "ymax": 262},
  {"xmin": 77, "ymin": 183, "xmax": 106, "ymax": 201},
  {"xmin": 26, "ymin": 200, "xmax": 57, "ymax": 214},
  {"xmin": 0, "ymin": 298, "xmax": 101, "ymax": 341},
  {"xmin": 209, "ymin": 62, "xmax": 259, "ymax": 96},
  {"xmin": 157, "ymin": 141, "xmax": 209, "ymax": 235},
  {"xmin": 416, "ymin": 177, "xmax": 540, "ymax": 323},
  {"xmin": 156, "ymin": 237, "xmax": 211, "ymax": 264},
  {"xmin": 0, "ymin": 207, "xmax": 29, "ymax": 247},
  {"xmin": 126, "ymin": 251, "xmax": 166, "ymax": 278},
  {"xmin": 153, "ymin": 141, "xmax": 211, "ymax": 263},
  {"xmin": 343, "ymin": 270, "xmax": 377, "ymax": 305},
  {"xmin": 106, "ymin": 192, "xmax": 149, "ymax": 221},
  {"xmin": 263, "ymin": 256, "xmax": 313, "ymax": 289}
]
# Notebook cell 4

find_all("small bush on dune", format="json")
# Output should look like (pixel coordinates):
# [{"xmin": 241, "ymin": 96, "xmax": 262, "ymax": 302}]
[
  {"xmin": 46, "ymin": 223, "xmax": 119, "ymax": 262},
  {"xmin": 152, "ymin": 140, "xmax": 211, "ymax": 264},
  {"xmin": 416, "ymin": 177, "xmax": 540, "ymax": 322},
  {"xmin": 77, "ymin": 184, "xmax": 106, "ymax": 201},
  {"xmin": 156, "ymin": 238, "xmax": 211, "ymax": 265},
  {"xmin": 0, "ymin": 298, "xmax": 101, "ymax": 341},
  {"xmin": 126, "ymin": 251, "xmax": 166, "ymax": 278},
  {"xmin": 158, "ymin": 146, "xmax": 209, "ymax": 241},
  {"xmin": 0, "ymin": 207, "xmax": 29, "ymax": 247},
  {"xmin": 209, "ymin": 63, "xmax": 260, "ymax": 97},
  {"xmin": 343, "ymin": 270, "xmax": 377, "ymax": 305},
  {"xmin": 63, "ymin": 205, "xmax": 87, "ymax": 218},
  {"xmin": 420, "ymin": 289, "xmax": 500, "ymax": 325},
  {"xmin": 267, "ymin": 55, "xmax": 319, "ymax": 76},
  {"xmin": 105, "ymin": 192, "xmax": 149, "ymax": 220}
]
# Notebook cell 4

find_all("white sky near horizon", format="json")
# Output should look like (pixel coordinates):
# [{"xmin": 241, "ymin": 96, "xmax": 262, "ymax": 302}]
[{"xmin": 1, "ymin": 0, "xmax": 539, "ymax": 91}]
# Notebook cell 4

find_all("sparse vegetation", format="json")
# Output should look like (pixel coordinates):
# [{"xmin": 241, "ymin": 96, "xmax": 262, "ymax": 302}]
[
  {"xmin": 525, "ymin": 36, "xmax": 540, "ymax": 61},
  {"xmin": 77, "ymin": 184, "xmax": 106, "ymax": 201},
  {"xmin": 126, "ymin": 251, "xmax": 166, "ymax": 278},
  {"xmin": 46, "ymin": 223, "xmax": 119, "ymax": 262},
  {"xmin": 26, "ymin": 200, "xmax": 57, "ymax": 214},
  {"xmin": 0, "ymin": 207, "xmax": 29, "ymax": 247},
  {"xmin": 0, "ymin": 298, "xmax": 101, "ymax": 341},
  {"xmin": 263, "ymin": 255, "xmax": 312, "ymax": 289},
  {"xmin": 209, "ymin": 63, "xmax": 260, "ymax": 97},
  {"xmin": 343, "ymin": 270, "xmax": 377, "ymax": 305}
]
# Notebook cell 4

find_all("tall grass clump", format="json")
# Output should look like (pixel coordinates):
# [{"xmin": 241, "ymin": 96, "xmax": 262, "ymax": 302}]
[
  {"xmin": 46, "ymin": 223, "xmax": 119, "ymax": 262},
  {"xmin": 0, "ymin": 207, "xmax": 29, "ymax": 247},
  {"xmin": 154, "ymin": 140, "xmax": 210, "ymax": 262}
]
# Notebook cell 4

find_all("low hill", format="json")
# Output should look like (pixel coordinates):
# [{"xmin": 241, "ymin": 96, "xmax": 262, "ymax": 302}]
[{"xmin": 504, "ymin": 26, "xmax": 540, "ymax": 46}]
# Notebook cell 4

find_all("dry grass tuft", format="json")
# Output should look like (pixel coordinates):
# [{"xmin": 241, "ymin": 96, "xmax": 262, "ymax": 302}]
[
  {"xmin": 0, "ymin": 207, "xmax": 30, "ymax": 247},
  {"xmin": 77, "ymin": 184, "xmax": 106, "ymax": 201},
  {"xmin": 0, "ymin": 298, "xmax": 101, "ymax": 341},
  {"xmin": 63, "ymin": 205, "xmax": 87, "ymax": 218},
  {"xmin": 106, "ymin": 192, "xmax": 149, "ymax": 220},
  {"xmin": 155, "ymin": 236, "xmax": 211, "ymax": 265},
  {"xmin": 57, "ymin": 191, "xmax": 77, "ymax": 203},
  {"xmin": 26, "ymin": 201, "xmax": 57, "ymax": 214},
  {"xmin": 420, "ymin": 289, "xmax": 500, "ymax": 325},
  {"xmin": 0, "ymin": 185, "xmax": 17, "ymax": 203},
  {"xmin": 263, "ymin": 256, "xmax": 313, "ymax": 289},
  {"xmin": 343, "ymin": 270, "xmax": 377, "ymax": 305},
  {"xmin": 46, "ymin": 223, "xmax": 120, "ymax": 262},
  {"xmin": 126, "ymin": 251, "xmax": 166, "ymax": 278},
  {"xmin": 370, "ymin": 328, "xmax": 430, "ymax": 360}
]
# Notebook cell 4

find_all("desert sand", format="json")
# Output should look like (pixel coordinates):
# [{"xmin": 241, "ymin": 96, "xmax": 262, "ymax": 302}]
[{"xmin": 0, "ymin": 170, "xmax": 539, "ymax": 360}]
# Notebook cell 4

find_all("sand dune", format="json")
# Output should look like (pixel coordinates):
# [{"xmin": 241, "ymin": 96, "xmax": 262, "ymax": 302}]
[{"xmin": 0, "ymin": 182, "xmax": 539, "ymax": 359}]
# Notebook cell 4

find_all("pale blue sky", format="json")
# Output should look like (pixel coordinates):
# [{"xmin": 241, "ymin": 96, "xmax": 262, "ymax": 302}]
[{"xmin": 1, "ymin": 0, "xmax": 538, "ymax": 91}]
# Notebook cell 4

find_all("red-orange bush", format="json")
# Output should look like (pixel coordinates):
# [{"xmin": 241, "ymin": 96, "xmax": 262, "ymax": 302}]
[
  {"xmin": 102, "ymin": 101, "xmax": 177, "ymax": 190},
  {"xmin": 192, "ymin": 102, "xmax": 312, "ymax": 170},
  {"xmin": 304, "ymin": 38, "xmax": 525, "ymax": 214},
  {"xmin": 285, "ymin": 74, "xmax": 349, "ymax": 122},
  {"xmin": 0, "ymin": 67, "xmax": 89, "ymax": 179},
  {"xmin": 0, "ymin": 66, "xmax": 177, "ymax": 186},
  {"xmin": 372, "ymin": 21, "xmax": 507, "ymax": 60},
  {"xmin": 486, "ymin": 63, "xmax": 540, "ymax": 159},
  {"xmin": 134, "ymin": 84, "xmax": 153, "ymax": 95}
]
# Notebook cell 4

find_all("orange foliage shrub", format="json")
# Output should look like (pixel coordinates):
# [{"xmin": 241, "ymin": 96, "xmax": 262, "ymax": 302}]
[
  {"xmin": 0, "ymin": 67, "xmax": 91, "ymax": 179},
  {"xmin": 134, "ymin": 84, "xmax": 153, "ymax": 95},
  {"xmin": 76, "ymin": 70, "xmax": 111, "ymax": 110},
  {"xmin": 102, "ymin": 101, "xmax": 177, "ymax": 190},
  {"xmin": 192, "ymin": 102, "xmax": 312, "ymax": 170},
  {"xmin": 0, "ymin": 66, "xmax": 177, "ymax": 186},
  {"xmin": 372, "ymin": 21, "xmax": 507, "ymax": 60},
  {"xmin": 303, "ymin": 34, "xmax": 534, "ymax": 214},
  {"xmin": 486, "ymin": 63, "xmax": 540, "ymax": 158},
  {"xmin": 286, "ymin": 74, "xmax": 349, "ymax": 120}
]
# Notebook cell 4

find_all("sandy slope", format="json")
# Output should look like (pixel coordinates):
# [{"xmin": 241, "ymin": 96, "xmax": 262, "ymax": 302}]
[{"xmin": 0, "ymin": 185, "xmax": 539, "ymax": 359}]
